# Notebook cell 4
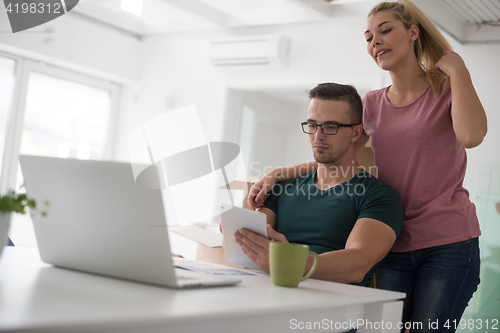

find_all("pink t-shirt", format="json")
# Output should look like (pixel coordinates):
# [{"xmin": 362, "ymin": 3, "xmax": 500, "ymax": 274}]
[{"xmin": 362, "ymin": 85, "xmax": 480, "ymax": 252}]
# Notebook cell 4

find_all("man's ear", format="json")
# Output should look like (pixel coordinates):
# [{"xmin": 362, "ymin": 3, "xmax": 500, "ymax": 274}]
[{"xmin": 351, "ymin": 125, "xmax": 364, "ymax": 143}]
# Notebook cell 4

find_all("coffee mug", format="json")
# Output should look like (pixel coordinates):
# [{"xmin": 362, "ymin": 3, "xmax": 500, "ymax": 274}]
[{"xmin": 269, "ymin": 242, "xmax": 318, "ymax": 288}]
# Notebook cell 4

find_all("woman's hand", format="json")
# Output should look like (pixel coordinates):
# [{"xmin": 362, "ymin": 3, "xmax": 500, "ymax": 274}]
[
  {"xmin": 247, "ymin": 172, "xmax": 277, "ymax": 210},
  {"xmin": 435, "ymin": 50, "xmax": 469, "ymax": 78},
  {"xmin": 247, "ymin": 162, "xmax": 318, "ymax": 210}
]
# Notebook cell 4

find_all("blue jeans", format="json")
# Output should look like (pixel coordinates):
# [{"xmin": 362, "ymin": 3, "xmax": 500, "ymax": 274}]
[{"xmin": 376, "ymin": 238, "xmax": 480, "ymax": 333}]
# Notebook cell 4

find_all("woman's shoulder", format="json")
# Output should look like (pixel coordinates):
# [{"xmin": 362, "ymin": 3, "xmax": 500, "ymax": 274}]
[{"xmin": 362, "ymin": 86, "xmax": 389, "ymax": 103}]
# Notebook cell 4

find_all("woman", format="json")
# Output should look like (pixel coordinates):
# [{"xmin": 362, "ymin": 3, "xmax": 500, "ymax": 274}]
[{"xmin": 248, "ymin": 1, "xmax": 487, "ymax": 332}]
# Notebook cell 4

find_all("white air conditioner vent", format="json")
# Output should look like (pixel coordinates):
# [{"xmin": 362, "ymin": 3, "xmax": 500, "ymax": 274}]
[{"xmin": 209, "ymin": 35, "xmax": 289, "ymax": 68}]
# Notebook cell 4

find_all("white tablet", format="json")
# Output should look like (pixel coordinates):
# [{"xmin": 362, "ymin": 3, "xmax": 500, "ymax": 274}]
[{"xmin": 220, "ymin": 204, "xmax": 268, "ymax": 270}]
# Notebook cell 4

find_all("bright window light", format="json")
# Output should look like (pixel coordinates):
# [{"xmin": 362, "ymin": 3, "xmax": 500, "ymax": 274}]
[
  {"xmin": 0, "ymin": 56, "xmax": 15, "ymax": 177},
  {"xmin": 121, "ymin": 0, "xmax": 144, "ymax": 16}
]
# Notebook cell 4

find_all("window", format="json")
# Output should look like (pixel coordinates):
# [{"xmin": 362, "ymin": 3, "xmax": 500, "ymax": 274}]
[
  {"xmin": 20, "ymin": 72, "xmax": 110, "ymax": 160},
  {"xmin": 0, "ymin": 54, "xmax": 119, "ymax": 246},
  {"xmin": 0, "ymin": 57, "xmax": 16, "ymax": 178}
]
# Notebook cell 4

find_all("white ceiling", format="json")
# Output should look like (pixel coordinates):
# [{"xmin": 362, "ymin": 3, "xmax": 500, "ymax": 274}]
[
  {"xmin": 69, "ymin": 0, "xmax": 500, "ymax": 43},
  {"xmin": 415, "ymin": 0, "xmax": 500, "ymax": 43},
  {"xmin": 443, "ymin": 0, "xmax": 500, "ymax": 25}
]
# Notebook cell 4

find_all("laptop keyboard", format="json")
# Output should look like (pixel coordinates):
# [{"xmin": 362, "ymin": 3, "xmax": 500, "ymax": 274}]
[{"xmin": 176, "ymin": 274, "xmax": 195, "ymax": 280}]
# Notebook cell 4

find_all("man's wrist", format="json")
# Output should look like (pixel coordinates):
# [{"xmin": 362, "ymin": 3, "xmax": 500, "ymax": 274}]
[{"xmin": 304, "ymin": 255, "xmax": 317, "ymax": 277}]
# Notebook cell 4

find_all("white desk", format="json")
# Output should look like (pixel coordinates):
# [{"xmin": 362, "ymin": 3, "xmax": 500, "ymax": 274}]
[{"xmin": 0, "ymin": 248, "xmax": 405, "ymax": 333}]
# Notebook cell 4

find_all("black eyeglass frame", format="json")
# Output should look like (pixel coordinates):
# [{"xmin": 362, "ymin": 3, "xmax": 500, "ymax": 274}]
[{"xmin": 301, "ymin": 121, "xmax": 361, "ymax": 135}]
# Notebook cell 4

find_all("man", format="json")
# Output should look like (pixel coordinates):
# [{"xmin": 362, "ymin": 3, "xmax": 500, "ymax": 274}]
[{"xmin": 234, "ymin": 83, "xmax": 403, "ymax": 286}]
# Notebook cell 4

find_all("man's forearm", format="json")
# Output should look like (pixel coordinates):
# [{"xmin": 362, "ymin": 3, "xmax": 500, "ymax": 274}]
[{"xmin": 304, "ymin": 249, "xmax": 373, "ymax": 284}]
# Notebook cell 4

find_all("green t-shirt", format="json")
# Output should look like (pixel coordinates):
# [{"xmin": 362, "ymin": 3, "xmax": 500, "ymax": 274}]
[{"xmin": 263, "ymin": 169, "xmax": 404, "ymax": 287}]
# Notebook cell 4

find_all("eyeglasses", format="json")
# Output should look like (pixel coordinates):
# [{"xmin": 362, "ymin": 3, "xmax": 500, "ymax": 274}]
[{"xmin": 301, "ymin": 122, "xmax": 360, "ymax": 135}]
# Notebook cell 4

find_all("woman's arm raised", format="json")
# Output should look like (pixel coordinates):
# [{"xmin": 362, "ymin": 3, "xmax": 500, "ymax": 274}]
[
  {"xmin": 247, "ymin": 161, "xmax": 318, "ymax": 210},
  {"xmin": 435, "ymin": 50, "xmax": 487, "ymax": 148}
]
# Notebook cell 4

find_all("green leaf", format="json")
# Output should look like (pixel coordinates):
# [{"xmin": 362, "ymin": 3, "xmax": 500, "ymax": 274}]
[{"xmin": 0, "ymin": 189, "xmax": 46, "ymax": 217}]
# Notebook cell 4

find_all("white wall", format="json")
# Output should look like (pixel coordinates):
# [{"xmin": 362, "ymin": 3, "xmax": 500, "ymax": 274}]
[
  {"xmin": 285, "ymin": 103, "xmax": 313, "ymax": 168},
  {"xmin": 112, "ymin": 30, "xmax": 229, "ymax": 162},
  {"xmin": 0, "ymin": 11, "xmax": 141, "ymax": 83},
  {"xmin": 239, "ymin": 91, "xmax": 309, "ymax": 177},
  {"xmin": 453, "ymin": 42, "xmax": 500, "ymax": 189},
  {"xmin": 241, "ymin": 92, "xmax": 312, "ymax": 171}
]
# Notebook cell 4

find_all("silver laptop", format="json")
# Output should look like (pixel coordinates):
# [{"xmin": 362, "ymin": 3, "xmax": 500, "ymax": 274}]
[{"xmin": 19, "ymin": 155, "xmax": 241, "ymax": 289}]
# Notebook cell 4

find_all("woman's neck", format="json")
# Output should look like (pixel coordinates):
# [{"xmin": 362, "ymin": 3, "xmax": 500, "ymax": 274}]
[
  {"xmin": 385, "ymin": 59, "xmax": 430, "ymax": 107},
  {"xmin": 388, "ymin": 61, "xmax": 428, "ymax": 95}
]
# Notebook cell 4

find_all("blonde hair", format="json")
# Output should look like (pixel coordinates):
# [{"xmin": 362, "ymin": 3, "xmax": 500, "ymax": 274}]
[{"xmin": 368, "ymin": 0, "xmax": 451, "ymax": 96}]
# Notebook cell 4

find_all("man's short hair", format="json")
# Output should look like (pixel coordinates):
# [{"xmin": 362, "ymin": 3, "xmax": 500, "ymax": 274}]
[{"xmin": 309, "ymin": 83, "xmax": 362, "ymax": 124}]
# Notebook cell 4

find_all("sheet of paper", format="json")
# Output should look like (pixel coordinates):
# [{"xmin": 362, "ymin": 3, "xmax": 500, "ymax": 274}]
[
  {"xmin": 170, "ymin": 227, "xmax": 223, "ymax": 248},
  {"xmin": 174, "ymin": 258, "xmax": 264, "ymax": 276}
]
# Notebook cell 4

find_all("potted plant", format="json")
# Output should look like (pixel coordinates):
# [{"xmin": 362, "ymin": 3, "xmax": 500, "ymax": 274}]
[{"xmin": 0, "ymin": 190, "xmax": 47, "ymax": 259}]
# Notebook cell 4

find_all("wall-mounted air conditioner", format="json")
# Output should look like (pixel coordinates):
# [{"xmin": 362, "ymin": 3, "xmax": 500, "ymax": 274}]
[{"xmin": 208, "ymin": 35, "xmax": 289, "ymax": 69}]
